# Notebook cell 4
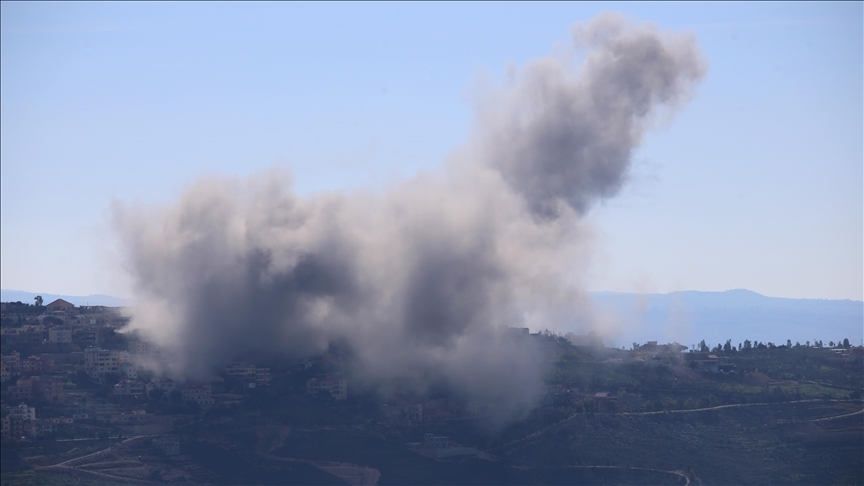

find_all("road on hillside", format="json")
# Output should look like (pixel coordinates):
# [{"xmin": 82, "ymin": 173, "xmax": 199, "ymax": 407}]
[{"xmin": 503, "ymin": 398, "xmax": 864, "ymax": 448}]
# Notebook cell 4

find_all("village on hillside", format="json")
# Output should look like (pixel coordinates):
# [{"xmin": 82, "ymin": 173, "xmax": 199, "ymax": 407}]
[{"xmin": 1, "ymin": 297, "xmax": 862, "ymax": 485}]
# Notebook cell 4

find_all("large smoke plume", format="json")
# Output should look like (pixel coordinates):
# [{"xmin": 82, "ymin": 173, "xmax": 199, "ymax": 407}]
[{"xmin": 113, "ymin": 14, "xmax": 705, "ymax": 420}]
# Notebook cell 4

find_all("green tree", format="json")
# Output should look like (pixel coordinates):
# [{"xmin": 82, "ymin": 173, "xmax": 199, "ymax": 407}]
[{"xmin": 34, "ymin": 295, "xmax": 43, "ymax": 307}]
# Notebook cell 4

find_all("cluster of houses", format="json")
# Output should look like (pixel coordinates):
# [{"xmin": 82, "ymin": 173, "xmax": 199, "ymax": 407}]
[
  {"xmin": 0, "ymin": 402, "xmax": 76, "ymax": 440},
  {"xmin": 0, "ymin": 299, "xmax": 223, "ymax": 441},
  {"xmin": 1, "ymin": 298, "xmax": 364, "ymax": 442}
]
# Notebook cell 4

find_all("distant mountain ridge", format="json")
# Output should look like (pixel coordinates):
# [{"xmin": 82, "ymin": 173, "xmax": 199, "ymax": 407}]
[
  {"xmin": 0, "ymin": 289, "xmax": 131, "ymax": 307},
  {"xmin": 590, "ymin": 289, "xmax": 863, "ymax": 349},
  {"xmin": 3, "ymin": 288, "xmax": 860, "ymax": 348}
]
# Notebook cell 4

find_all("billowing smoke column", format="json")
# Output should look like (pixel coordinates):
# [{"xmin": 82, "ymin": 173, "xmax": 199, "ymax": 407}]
[{"xmin": 113, "ymin": 14, "xmax": 705, "ymax": 420}]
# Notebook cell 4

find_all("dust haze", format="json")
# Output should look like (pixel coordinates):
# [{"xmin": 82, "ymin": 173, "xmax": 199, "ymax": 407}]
[{"xmin": 112, "ymin": 14, "xmax": 705, "ymax": 421}]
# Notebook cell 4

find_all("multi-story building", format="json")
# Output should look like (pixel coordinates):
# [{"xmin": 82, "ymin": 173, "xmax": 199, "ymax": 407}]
[
  {"xmin": 306, "ymin": 376, "xmax": 347, "ymax": 400},
  {"xmin": 34, "ymin": 417, "xmax": 73, "ymax": 436},
  {"xmin": 145, "ymin": 378, "xmax": 175, "ymax": 397},
  {"xmin": 8, "ymin": 377, "xmax": 34, "ymax": 401},
  {"xmin": 48, "ymin": 328, "xmax": 73, "ymax": 343},
  {"xmin": 111, "ymin": 410, "xmax": 151, "ymax": 424},
  {"xmin": 1, "ymin": 352, "xmax": 21, "ymax": 375},
  {"xmin": 21, "ymin": 355, "xmax": 54, "ymax": 375},
  {"xmin": 113, "ymin": 379, "xmax": 145, "ymax": 398},
  {"xmin": 1, "ymin": 403, "xmax": 37, "ymax": 440},
  {"xmin": 9, "ymin": 376, "xmax": 66, "ymax": 403},
  {"xmin": 73, "ymin": 329, "xmax": 98, "ymax": 347},
  {"xmin": 153, "ymin": 435, "xmax": 180, "ymax": 456},
  {"xmin": 8, "ymin": 403, "xmax": 36, "ymax": 421},
  {"xmin": 84, "ymin": 348, "xmax": 129, "ymax": 379},
  {"xmin": 182, "ymin": 383, "xmax": 215, "ymax": 407},
  {"xmin": 1, "ymin": 415, "xmax": 31, "ymax": 440},
  {"xmin": 382, "ymin": 402, "xmax": 423, "ymax": 422},
  {"xmin": 33, "ymin": 376, "xmax": 65, "ymax": 403},
  {"xmin": 224, "ymin": 362, "xmax": 271, "ymax": 387}
]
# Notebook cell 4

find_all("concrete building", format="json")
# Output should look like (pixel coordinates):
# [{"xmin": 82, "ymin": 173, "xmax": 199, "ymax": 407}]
[
  {"xmin": 48, "ymin": 328, "xmax": 73, "ymax": 343},
  {"xmin": 224, "ymin": 362, "xmax": 271, "ymax": 387},
  {"xmin": 46, "ymin": 299, "xmax": 75, "ymax": 311},
  {"xmin": 690, "ymin": 352, "xmax": 721, "ymax": 372},
  {"xmin": 111, "ymin": 410, "xmax": 151, "ymax": 424},
  {"xmin": 84, "ymin": 348, "xmax": 130, "ymax": 379},
  {"xmin": 8, "ymin": 376, "xmax": 65, "ymax": 403},
  {"xmin": 382, "ymin": 402, "xmax": 423, "ymax": 423},
  {"xmin": 153, "ymin": 435, "xmax": 180, "ymax": 456},
  {"xmin": 182, "ymin": 383, "xmax": 215, "ymax": 407},
  {"xmin": 419, "ymin": 433, "xmax": 478, "ymax": 459},
  {"xmin": 307, "ymin": 376, "xmax": 347, "ymax": 400},
  {"xmin": 21, "ymin": 355, "xmax": 54, "ymax": 375},
  {"xmin": 113, "ymin": 379, "xmax": 145, "ymax": 398},
  {"xmin": 146, "ymin": 378, "xmax": 175, "ymax": 397},
  {"xmin": 1, "ymin": 352, "xmax": 21, "ymax": 374},
  {"xmin": 8, "ymin": 403, "xmax": 36, "ymax": 421},
  {"xmin": 0, "ymin": 362, "xmax": 9, "ymax": 384},
  {"xmin": 1, "ymin": 415, "xmax": 30, "ymax": 440}
]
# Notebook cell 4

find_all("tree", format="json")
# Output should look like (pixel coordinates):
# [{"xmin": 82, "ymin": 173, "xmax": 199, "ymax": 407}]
[
  {"xmin": 723, "ymin": 339, "xmax": 733, "ymax": 353},
  {"xmin": 743, "ymin": 340, "xmax": 752, "ymax": 351},
  {"xmin": 34, "ymin": 295, "xmax": 43, "ymax": 307},
  {"xmin": 843, "ymin": 338, "xmax": 850, "ymax": 348},
  {"xmin": 698, "ymin": 340, "xmax": 708, "ymax": 352}
]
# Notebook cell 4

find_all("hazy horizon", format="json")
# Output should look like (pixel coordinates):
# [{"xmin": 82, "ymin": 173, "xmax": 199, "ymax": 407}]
[{"xmin": 2, "ymin": 3, "xmax": 861, "ymax": 302}]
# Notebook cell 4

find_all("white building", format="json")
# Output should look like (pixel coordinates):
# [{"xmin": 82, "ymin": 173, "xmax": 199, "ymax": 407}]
[{"xmin": 8, "ymin": 403, "xmax": 36, "ymax": 421}]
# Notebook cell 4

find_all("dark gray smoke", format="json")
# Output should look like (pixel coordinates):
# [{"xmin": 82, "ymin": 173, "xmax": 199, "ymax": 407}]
[
  {"xmin": 113, "ymin": 14, "xmax": 705, "ymax": 420},
  {"xmin": 477, "ymin": 13, "xmax": 705, "ymax": 216}
]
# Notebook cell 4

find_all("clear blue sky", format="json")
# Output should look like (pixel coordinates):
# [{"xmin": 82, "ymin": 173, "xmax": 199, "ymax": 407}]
[{"xmin": 2, "ymin": 2, "xmax": 861, "ymax": 301}]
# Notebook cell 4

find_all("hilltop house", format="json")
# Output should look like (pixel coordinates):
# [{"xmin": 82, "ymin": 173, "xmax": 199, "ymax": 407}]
[{"xmin": 46, "ymin": 299, "xmax": 74, "ymax": 311}]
